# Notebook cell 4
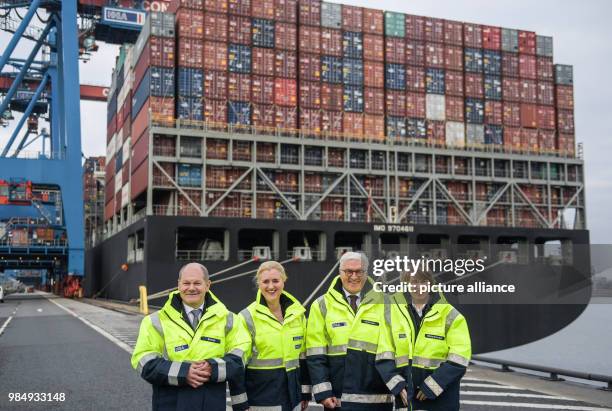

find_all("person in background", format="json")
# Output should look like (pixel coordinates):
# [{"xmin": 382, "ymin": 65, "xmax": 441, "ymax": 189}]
[{"xmin": 239, "ymin": 261, "xmax": 311, "ymax": 411}]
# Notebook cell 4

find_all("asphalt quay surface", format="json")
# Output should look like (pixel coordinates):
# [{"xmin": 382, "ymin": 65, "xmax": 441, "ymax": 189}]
[{"xmin": 0, "ymin": 293, "xmax": 610, "ymax": 411}]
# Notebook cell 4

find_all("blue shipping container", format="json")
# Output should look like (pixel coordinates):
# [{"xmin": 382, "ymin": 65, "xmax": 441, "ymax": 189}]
[
  {"xmin": 386, "ymin": 116, "xmax": 407, "ymax": 138},
  {"xmin": 107, "ymin": 91, "xmax": 117, "ymax": 123},
  {"xmin": 131, "ymin": 67, "xmax": 175, "ymax": 120},
  {"xmin": 426, "ymin": 68, "xmax": 445, "ymax": 94},
  {"xmin": 177, "ymin": 97, "xmax": 204, "ymax": 121},
  {"xmin": 385, "ymin": 63, "xmax": 406, "ymax": 90},
  {"xmin": 465, "ymin": 98, "xmax": 484, "ymax": 124},
  {"xmin": 229, "ymin": 44, "xmax": 252, "ymax": 73},
  {"xmin": 465, "ymin": 48, "xmax": 483, "ymax": 73},
  {"xmin": 343, "ymin": 31, "xmax": 363, "ymax": 59},
  {"xmin": 321, "ymin": 56, "xmax": 343, "ymax": 83},
  {"xmin": 485, "ymin": 124, "xmax": 503, "ymax": 144},
  {"xmin": 484, "ymin": 76, "xmax": 502, "ymax": 100},
  {"xmin": 343, "ymin": 85, "xmax": 364, "ymax": 112},
  {"xmin": 407, "ymin": 118, "xmax": 427, "ymax": 138},
  {"xmin": 483, "ymin": 50, "xmax": 502, "ymax": 75},
  {"xmin": 436, "ymin": 206, "xmax": 448, "ymax": 224},
  {"xmin": 117, "ymin": 66, "xmax": 125, "ymax": 92},
  {"xmin": 177, "ymin": 164, "xmax": 202, "ymax": 187},
  {"xmin": 228, "ymin": 101, "xmax": 251, "ymax": 125},
  {"xmin": 178, "ymin": 68, "xmax": 204, "ymax": 98},
  {"xmin": 252, "ymin": 19, "xmax": 275, "ymax": 48},
  {"xmin": 115, "ymin": 149, "xmax": 123, "ymax": 173},
  {"xmin": 343, "ymin": 58, "xmax": 363, "ymax": 86}
]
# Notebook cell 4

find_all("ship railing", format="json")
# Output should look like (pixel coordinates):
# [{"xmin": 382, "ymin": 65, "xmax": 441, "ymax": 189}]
[
  {"xmin": 238, "ymin": 249, "xmax": 279, "ymax": 261},
  {"xmin": 0, "ymin": 238, "xmax": 68, "ymax": 248},
  {"xmin": 152, "ymin": 146, "xmax": 176, "ymax": 157},
  {"xmin": 176, "ymin": 249, "xmax": 226, "ymax": 262},
  {"xmin": 471, "ymin": 356, "xmax": 612, "ymax": 391},
  {"xmin": 287, "ymin": 249, "xmax": 326, "ymax": 262}
]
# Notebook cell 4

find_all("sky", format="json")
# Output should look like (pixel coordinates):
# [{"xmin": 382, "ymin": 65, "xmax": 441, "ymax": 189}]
[{"xmin": 2, "ymin": 0, "xmax": 612, "ymax": 244}]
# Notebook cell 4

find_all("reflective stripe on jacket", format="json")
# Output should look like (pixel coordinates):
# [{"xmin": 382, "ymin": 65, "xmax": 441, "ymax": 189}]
[{"xmin": 131, "ymin": 290, "xmax": 250, "ymax": 411}]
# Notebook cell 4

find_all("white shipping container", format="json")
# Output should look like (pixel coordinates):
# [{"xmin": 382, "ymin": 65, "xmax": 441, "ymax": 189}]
[
  {"xmin": 122, "ymin": 137, "xmax": 131, "ymax": 162},
  {"xmin": 426, "ymin": 94, "xmax": 446, "ymax": 121},
  {"xmin": 125, "ymin": 44, "xmax": 134, "ymax": 71},
  {"xmin": 115, "ymin": 134, "xmax": 123, "ymax": 155},
  {"xmin": 445, "ymin": 121, "xmax": 465, "ymax": 147},
  {"xmin": 321, "ymin": 2, "xmax": 342, "ymax": 28},
  {"xmin": 114, "ymin": 172, "xmax": 122, "ymax": 194},
  {"xmin": 106, "ymin": 133, "xmax": 117, "ymax": 163},
  {"xmin": 121, "ymin": 184, "xmax": 130, "ymax": 208},
  {"xmin": 466, "ymin": 124, "xmax": 485, "ymax": 145}
]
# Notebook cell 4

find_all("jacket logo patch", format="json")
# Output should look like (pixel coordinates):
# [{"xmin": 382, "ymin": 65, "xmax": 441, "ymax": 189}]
[
  {"xmin": 174, "ymin": 344, "xmax": 189, "ymax": 352},
  {"xmin": 361, "ymin": 319, "xmax": 379, "ymax": 326},
  {"xmin": 398, "ymin": 333, "xmax": 407, "ymax": 339},
  {"xmin": 295, "ymin": 344, "xmax": 302, "ymax": 349},
  {"xmin": 293, "ymin": 335, "xmax": 303, "ymax": 341},
  {"xmin": 331, "ymin": 322, "xmax": 347, "ymax": 328},
  {"xmin": 425, "ymin": 334, "xmax": 444, "ymax": 340},
  {"xmin": 201, "ymin": 336, "xmax": 221, "ymax": 344}
]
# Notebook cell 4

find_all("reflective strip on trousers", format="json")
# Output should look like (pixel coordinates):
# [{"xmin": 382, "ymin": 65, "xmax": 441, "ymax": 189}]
[
  {"xmin": 231, "ymin": 393, "xmax": 248, "ymax": 405},
  {"xmin": 386, "ymin": 374, "xmax": 405, "ymax": 392},
  {"xmin": 301, "ymin": 384, "xmax": 311, "ymax": 394},
  {"xmin": 347, "ymin": 338, "xmax": 377, "ymax": 352},
  {"xmin": 137, "ymin": 353, "xmax": 159, "ymax": 375},
  {"xmin": 395, "ymin": 355, "xmax": 410, "ymax": 367},
  {"xmin": 447, "ymin": 352, "xmax": 470, "ymax": 367},
  {"xmin": 167, "ymin": 361, "xmax": 181, "ymax": 386},
  {"xmin": 214, "ymin": 358, "xmax": 227, "ymax": 381},
  {"xmin": 312, "ymin": 381, "xmax": 333, "ymax": 394},
  {"xmin": 341, "ymin": 393, "xmax": 394, "ymax": 403},
  {"xmin": 424, "ymin": 375, "xmax": 444, "ymax": 397},
  {"xmin": 249, "ymin": 357, "xmax": 284, "ymax": 367},
  {"xmin": 250, "ymin": 406, "xmax": 282, "ymax": 411},
  {"xmin": 413, "ymin": 356, "xmax": 443, "ymax": 368}
]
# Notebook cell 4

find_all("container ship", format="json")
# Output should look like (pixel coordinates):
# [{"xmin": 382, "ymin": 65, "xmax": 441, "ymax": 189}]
[{"xmin": 85, "ymin": 0, "xmax": 590, "ymax": 354}]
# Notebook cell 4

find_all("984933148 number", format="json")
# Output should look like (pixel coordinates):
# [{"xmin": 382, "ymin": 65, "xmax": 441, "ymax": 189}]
[{"xmin": 8, "ymin": 392, "xmax": 66, "ymax": 402}]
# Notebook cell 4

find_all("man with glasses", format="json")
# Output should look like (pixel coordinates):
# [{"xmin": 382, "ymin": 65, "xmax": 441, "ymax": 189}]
[{"xmin": 306, "ymin": 252, "xmax": 407, "ymax": 410}]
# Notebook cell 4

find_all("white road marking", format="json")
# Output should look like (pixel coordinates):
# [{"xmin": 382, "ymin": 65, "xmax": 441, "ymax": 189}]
[
  {"xmin": 462, "ymin": 383, "xmax": 524, "ymax": 390},
  {"xmin": 461, "ymin": 390, "xmax": 570, "ymax": 400},
  {"xmin": 37, "ymin": 308, "xmax": 43, "ymax": 312},
  {"xmin": 460, "ymin": 400, "xmax": 611, "ymax": 410},
  {"xmin": 0, "ymin": 316, "xmax": 13, "ymax": 336}
]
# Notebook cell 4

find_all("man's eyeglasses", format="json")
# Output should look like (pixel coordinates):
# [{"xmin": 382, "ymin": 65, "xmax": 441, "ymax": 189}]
[{"xmin": 341, "ymin": 269, "xmax": 365, "ymax": 277}]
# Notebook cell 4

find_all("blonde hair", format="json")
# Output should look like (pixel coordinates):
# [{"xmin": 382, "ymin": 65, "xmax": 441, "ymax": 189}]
[
  {"xmin": 400, "ymin": 270, "xmax": 435, "ymax": 285},
  {"xmin": 255, "ymin": 261, "xmax": 288, "ymax": 283}
]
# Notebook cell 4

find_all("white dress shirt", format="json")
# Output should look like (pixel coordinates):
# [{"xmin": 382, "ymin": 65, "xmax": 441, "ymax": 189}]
[
  {"xmin": 342, "ymin": 287, "xmax": 361, "ymax": 308},
  {"xmin": 183, "ymin": 302, "xmax": 205, "ymax": 325}
]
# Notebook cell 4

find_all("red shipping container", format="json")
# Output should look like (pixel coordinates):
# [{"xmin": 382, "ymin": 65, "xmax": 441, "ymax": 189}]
[
  {"xmin": 405, "ymin": 40, "xmax": 425, "ymax": 66},
  {"xmin": 485, "ymin": 101, "xmax": 502, "ymax": 124},
  {"xmin": 252, "ymin": 103, "xmax": 276, "ymax": 128},
  {"xmin": 141, "ymin": 36, "xmax": 175, "ymax": 69},
  {"xmin": 444, "ymin": 20, "xmax": 463, "ymax": 45},
  {"xmin": 518, "ymin": 30, "xmax": 536, "ymax": 55},
  {"xmin": 364, "ymin": 114, "xmax": 385, "ymax": 140},
  {"xmin": 105, "ymin": 158, "xmax": 115, "ymax": 182},
  {"xmin": 385, "ymin": 37, "xmax": 406, "ymax": 64},
  {"xmin": 343, "ymin": 113, "xmax": 364, "ymax": 137},
  {"xmin": 521, "ymin": 128, "xmax": 538, "ymax": 151},
  {"xmin": 299, "ymin": 0, "xmax": 321, "ymax": 26},
  {"xmin": 425, "ymin": 43, "xmax": 444, "ymax": 68},
  {"xmin": 322, "ymin": 110, "xmax": 343, "ymax": 134},
  {"xmin": 321, "ymin": 28, "xmax": 342, "ymax": 56},
  {"xmin": 363, "ymin": 8, "xmax": 383, "ymax": 35},
  {"xmin": 251, "ymin": 75, "xmax": 275, "ymax": 103},
  {"xmin": 176, "ymin": 9, "xmax": 204, "ymax": 38},
  {"xmin": 427, "ymin": 120, "xmax": 445, "ymax": 145},
  {"xmin": 204, "ymin": 70, "xmax": 228, "ymax": 100},
  {"xmin": 519, "ymin": 54, "xmax": 536, "ymax": 79},
  {"xmin": 465, "ymin": 72, "xmax": 483, "ymax": 98},
  {"xmin": 275, "ymin": 0, "xmax": 297, "ymax": 23},
  {"xmin": 502, "ymin": 77, "xmax": 520, "ymax": 101},
  {"xmin": 537, "ymin": 105, "xmax": 555, "ymax": 130},
  {"xmin": 321, "ymin": 83, "xmax": 343, "ymax": 111},
  {"xmin": 253, "ymin": 47, "xmax": 275, "ymax": 76},
  {"xmin": 364, "ymin": 87, "xmax": 384, "ymax": 114},
  {"xmin": 204, "ymin": 42, "xmax": 228, "ymax": 70},
  {"xmin": 228, "ymin": 73, "xmax": 251, "ymax": 101},
  {"xmin": 424, "ymin": 17, "xmax": 444, "ymax": 43},
  {"xmin": 463, "ymin": 23, "xmax": 482, "ymax": 48},
  {"xmin": 538, "ymin": 130, "xmax": 556, "ymax": 151},
  {"xmin": 132, "ymin": 97, "xmax": 175, "ymax": 138},
  {"xmin": 444, "ymin": 45, "xmax": 463, "ymax": 71},
  {"xmin": 205, "ymin": 0, "xmax": 228, "ymax": 13},
  {"xmin": 503, "ymin": 127, "xmax": 521, "ymax": 150},
  {"xmin": 364, "ymin": 61, "xmax": 384, "ymax": 88},
  {"xmin": 122, "ymin": 159, "xmax": 130, "ymax": 183},
  {"xmin": 557, "ymin": 133, "xmax": 575, "ymax": 156},
  {"xmin": 229, "ymin": 16, "xmax": 251, "ymax": 44},
  {"xmin": 299, "ymin": 81, "xmax": 321, "ymax": 108},
  {"xmin": 300, "ymin": 108, "xmax": 321, "ymax": 133},
  {"xmin": 446, "ymin": 96, "xmax": 464, "ymax": 121},
  {"xmin": 275, "ymin": 78, "xmax": 297, "ymax": 106},
  {"xmin": 406, "ymin": 66, "xmax": 426, "ymax": 92},
  {"xmin": 104, "ymin": 199, "xmax": 114, "ymax": 221},
  {"xmin": 131, "ymin": 160, "xmax": 148, "ymax": 201},
  {"xmin": 557, "ymin": 110, "xmax": 575, "ymax": 134},
  {"xmin": 177, "ymin": 37, "xmax": 203, "ymax": 68},
  {"xmin": 520, "ymin": 103, "xmax": 537, "ymax": 128},
  {"xmin": 406, "ymin": 92, "xmax": 425, "ymax": 118},
  {"xmin": 503, "ymin": 102, "xmax": 521, "ymax": 127},
  {"xmin": 115, "ymin": 191, "xmax": 122, "ymax": 214},
  {"xmin": 204, "ymin": 99, "xmax": 228, "ymax": 124},
  {"xmin": 502, "ymin": 52, "xmax": 519, "ymax": 77},
  {"xmin": 520, "ymin": 79, "xmax": 537, "ymax": 103},
  {"xmin": 275, "ymin": 105, "xmax": 298, "ymax": 129},
  {"xmin": 386, "ymin": 90, "xmax": 406, "ymax": 116},
  {"xmin": 342, "ymin": 5, "xmax": 363, "ymax": 31},
  {"xmin": 537, "ymin": 81, "xmax": 554, "ymax": 106},
  {"xmin": 556, "ymin": 85, "xmax": 574, "ymax": 110},
  {"xmin": 482, "ymin": 25, "xmax": 501, "ymax": 50},
  {"xmin": 536, "ymin": 56, "xmax": 553, "ymax": 81},
  {"xmin": 299, "ymin": 53, "xmax": 321, "ymax": 81},
  {"xmin": 204, "ymin": 12, "xmax": 228, "ymax": 41},
  {"xmin": 445, "ymin": 70, "xmax": 463, "ymax": 96},
  {"xmin": 252, "ymin": 0, "xmax": 274, "ymax": 19},
  {"xmin": 228, "ymin": 0, "xmax": 250, "ymax": 16},
  {"xmin": 299, "ymin": 25, "xmax": 321, "ymax": 54},
  {"xmin": 406, "ymin": 14, "xmax": 425, "ymax": 40},
  {"xmin": 275, "ymin": 50, "xmax": 297, "ymax": 78},
  {"xmin": 276, "ymin": 22, "xmax": 297, "ymax": 50},
  {"xmin": 363, "ymin": 34, "xmax": 384, "ymax": 61}
]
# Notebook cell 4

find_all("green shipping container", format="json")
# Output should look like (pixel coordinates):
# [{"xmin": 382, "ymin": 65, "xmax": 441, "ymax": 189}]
[{"xmin": 385, "ymin": 11, "xmax": 405, "ymax": 37}]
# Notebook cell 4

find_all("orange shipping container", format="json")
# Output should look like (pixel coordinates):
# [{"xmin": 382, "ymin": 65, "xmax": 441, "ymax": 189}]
[
  {"xmin": 203, "ymin": 42, "xmax": 228, "ymax": 71},
  {"xmin": 363, "ymin": 7, "xmax": 383, "ymax": 35},
  {"xmin": 364, "ymin": 114, "xmax": 384, "ymax": 140},
  {"xmin": 363, "ymin": 61, "xmax": 384, "ymax": 88},
  {"xmin": 364, "ymin": 87, "xmax": 384, "ymax": 114},
  {"xmin": 343, "ymin": 113, "xmax": 364, "ymax": 137},
  {"xmin": 363, "ymin": 34, "xmax": 384, "ymax": 61},
  {"xmin": 204, "ymin": 12, "xmax": 228, "ymax": 42},
  {"xmin": 275, "ymin": 78, "xmax": 297, "ymax": 106},
  {"xmin": 520, "ymin": 103, "xmax": 537, "ymax": 128}
]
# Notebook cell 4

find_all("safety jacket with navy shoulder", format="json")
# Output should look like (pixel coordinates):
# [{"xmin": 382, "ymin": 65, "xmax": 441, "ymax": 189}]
[
  {"xmin": 306, "ymin": 276, "xmax": 410, "ymax": 411},
  {"xmin": 239, "ymin": 290, "xmax": 311, "ymax": 411},
  {"xmin": 391, "ymin": 292, "xmax": 471, "ymax": 411},
  {"xmin": 131, "ymin": 290, "xmax": 250, "ymax": 411}
]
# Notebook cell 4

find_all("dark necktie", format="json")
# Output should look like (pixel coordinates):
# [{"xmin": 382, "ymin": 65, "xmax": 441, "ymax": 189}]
[{"xmin": 348, "ymin": 295, "xmax": 358, "ymax": 313}]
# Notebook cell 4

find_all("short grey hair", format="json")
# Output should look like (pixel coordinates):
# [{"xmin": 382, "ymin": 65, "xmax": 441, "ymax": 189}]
[
  {"xmin": 178, "ymin": 262, "xmax": 209, "ymax": 281},
  {"xmin": 339, "ymin": 251, "xmax": 369, "ymax": 273}
]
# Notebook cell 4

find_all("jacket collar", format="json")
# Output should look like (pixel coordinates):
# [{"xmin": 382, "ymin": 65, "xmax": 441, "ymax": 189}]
[
  {"xmin": 254, "ymin": 290, "xmax": 305, "ymax": 322},
  {"xmin": 163, "ymin": 290, "xmax": 225, "ymax": 327}
]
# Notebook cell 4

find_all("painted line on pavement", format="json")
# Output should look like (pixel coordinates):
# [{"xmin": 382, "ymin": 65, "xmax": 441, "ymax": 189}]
[
  {"xmin": 461, "ymin": 390, "xmax": 570, "ymax": 400},
  {"xmin": 460, "ymin": 400, "xmax": 611, "ymax": 410},
  {"xmin": 0, "ymin": 316, "xmax": 13, "ymax": 336}
]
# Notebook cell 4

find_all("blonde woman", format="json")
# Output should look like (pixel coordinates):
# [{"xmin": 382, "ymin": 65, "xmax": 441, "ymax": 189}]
[{"xmin": 238, "ymin": 261, "xmax": 310, "ymax": 411}]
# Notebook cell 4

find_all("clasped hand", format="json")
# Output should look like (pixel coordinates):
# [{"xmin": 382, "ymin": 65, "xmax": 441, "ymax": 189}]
[{"xmin": 186, "ymin": 360, "xmax": 212, "ymax": 388}]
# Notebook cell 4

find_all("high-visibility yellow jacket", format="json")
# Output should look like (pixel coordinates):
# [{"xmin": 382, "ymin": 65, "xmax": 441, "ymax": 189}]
[
  {"xmin": 390, "ymin": 292, "xmax": 471, "ymax": 411},
  {"xmin": 131, "ymin": 290, "xmax": 250, "ymax": 411},
  {"xmin": 239, "ymin": 290, "xmax": 311, "ymax": 411},
  {"xmin": 306, "ymin": 276, "xmax": 408, "ymax": 411}
]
